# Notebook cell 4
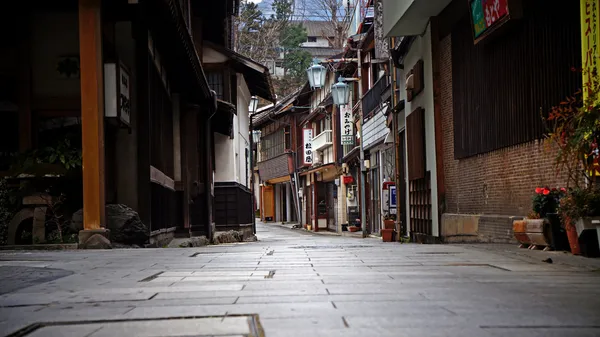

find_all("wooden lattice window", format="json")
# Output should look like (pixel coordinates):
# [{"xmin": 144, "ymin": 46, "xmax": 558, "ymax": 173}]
[{"xmin": 409, "ymin": 171, "xmax": 432, "ymax": 235}]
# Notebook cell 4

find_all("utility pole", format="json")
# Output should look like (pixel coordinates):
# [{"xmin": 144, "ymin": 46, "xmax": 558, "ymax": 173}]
[
  {"xmin": 356, "ymin": 48, "xmax": 368, "ymax": 238},
  {"xmin": 249, "ymin": 114, "xmax": 257, "ymax": 234},
  {"xmin": 390, "ymin": 37, "xmax": 402, "ymax": 239}
]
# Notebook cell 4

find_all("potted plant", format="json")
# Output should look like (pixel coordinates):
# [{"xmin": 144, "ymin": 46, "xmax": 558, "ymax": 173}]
[
  {"xmin": 383, "ymin": 214, "xmax": 396, "ymax": 230},
  {"xmin": 533, "ymin": 187, "xmax": 569, "ymax": 250},
  {"xmin": 558, "ymin": 187, "xmax": 600, "ymax": 255},
  {"xmin": 545, "ymin": 69, "xmax": 600, "ymax": 255}
]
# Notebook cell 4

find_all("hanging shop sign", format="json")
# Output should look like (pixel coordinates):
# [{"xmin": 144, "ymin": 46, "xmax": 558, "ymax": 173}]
[
  {"xmin": 342, "ymin": 175, "xmax": 354, "ymax": 184},
  {"xmin": 340, "ymin": 104, "xmax": 354, "ymax": 145},
  {"xmin": 469, "ymin": 0, "xmax": 522, "ymax": 44},
  {"xmin": 581, "ymin": 0, "xmax": 600, "ymax": 102},
  {"xmin": 303, "ymin": 128, "xmax": 313, "ymax": 166},
  {"xmin": 104, "ymin": 62, "xmax": 131, "ymax": 127}
]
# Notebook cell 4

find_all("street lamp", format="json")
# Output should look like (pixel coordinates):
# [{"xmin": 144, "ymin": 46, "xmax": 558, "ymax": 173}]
[
  {"xmin": 331, "ymin": 77, "xmax": 351, "ymax": 106},
  {"xmin": 252, "ymin": 130, "xmax": 261, "ymax": 143},
  {"xmin": 306, "ymin": 60, "xmax": 327, "ymax": 89},
  {"xmin": 249, "ymin": 96, "xmax": 259, "ymax": 114},
  {"xmin": 248, "ymin": 96, "xmax": 259, "ymax": 234}
]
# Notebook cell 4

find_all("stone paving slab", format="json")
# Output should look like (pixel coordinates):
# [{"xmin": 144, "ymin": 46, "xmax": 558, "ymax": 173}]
[{"xmin": 0, "ymin": 221, "xmax": 599, "ymax": 336}]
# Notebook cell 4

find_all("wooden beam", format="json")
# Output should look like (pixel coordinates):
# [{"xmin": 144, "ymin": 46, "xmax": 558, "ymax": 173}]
[
  {"xmin": 79, "ymin": 0, "xmax": 106, "ymax": 230},
  {"xmin": 18, "ymin": 13, "xmax": 31, "ymax": 152}
]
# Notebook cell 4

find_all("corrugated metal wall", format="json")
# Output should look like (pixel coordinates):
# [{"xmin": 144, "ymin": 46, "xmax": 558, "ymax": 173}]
[{"xmin": 451, "ymin": 0, "xmax": 582, "ymax": 159}]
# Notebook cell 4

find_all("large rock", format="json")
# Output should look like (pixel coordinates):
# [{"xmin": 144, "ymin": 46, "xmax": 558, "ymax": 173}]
[{"xmin": 71, "ymin": 204, "xmax": 149, "ymax": 246}]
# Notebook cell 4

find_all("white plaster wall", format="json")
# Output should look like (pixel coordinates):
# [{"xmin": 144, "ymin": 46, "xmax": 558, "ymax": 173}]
[
  {"xmin": 237, "ymin": 74, "xmax": 251, "ymax": 187},
  {"xmin": 301, "ymin": 37, "xmax": 330, "ymax": 48},
  {"xmin": 402, "ymin": 22, "xmax": 439, "ymax": 237},
  {"xmin": 214, "ymin": 133, "xmax": 236, "ymax": 182},
  {"xmin": 202, "ymin": 47, "xmax": 228, "ymax": 63},
  {"xmin": 31, "ymin": 11, "xmax": 80, "ymax": 97}
]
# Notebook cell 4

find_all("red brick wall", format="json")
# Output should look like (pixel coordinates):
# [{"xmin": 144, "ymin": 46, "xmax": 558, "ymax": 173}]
[{"xmin": 439, "ymin": 34, "xmax": 569, "ymax": 218}]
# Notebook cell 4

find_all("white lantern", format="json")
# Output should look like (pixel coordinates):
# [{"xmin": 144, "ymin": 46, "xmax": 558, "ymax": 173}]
[
  {"xmin": 248, "ymin": 96, "xmax": 259, "ymax": 113},
  {"xmin": 306, "ymin": 62, "xmax": 327, "ymax": 89},
  {"xmin": 331, "ymin": 77, "xmax": 350, "ymax": 106},
  {"xmin": 252, "ymin": 130, "xmax": 262, "ymax": 143}
]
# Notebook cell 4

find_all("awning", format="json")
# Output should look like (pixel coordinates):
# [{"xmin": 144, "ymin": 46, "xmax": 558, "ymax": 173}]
[
  {"xmin": 204, "ymin": 42, "xmax": 276, "ymax": 102},
  {"xmin": 299, "ymin": 163, "xmax": 336, "ymax": 177}
]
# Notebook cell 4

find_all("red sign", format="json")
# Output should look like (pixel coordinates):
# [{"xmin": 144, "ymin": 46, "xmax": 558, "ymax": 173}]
[
  {"xmin": 342, "ymin": 176, "xmax": 354, "ymax": 184},
  {"xmin": 483, "ymin": 0, "xmax": 508, "ymax": 28},
  {"xmin": 470, "ymin": 0, "xmax": 510, "ymax": 38}
]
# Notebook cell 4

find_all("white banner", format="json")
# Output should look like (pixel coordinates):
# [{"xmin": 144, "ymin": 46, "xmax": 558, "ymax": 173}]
[
  {"xmin": 340, "ymin": 105, "xmax": 354, "ymax": 145},
  {"xmin": 303, "ymin": 128, "xmax": 313, "ymax": 166}
]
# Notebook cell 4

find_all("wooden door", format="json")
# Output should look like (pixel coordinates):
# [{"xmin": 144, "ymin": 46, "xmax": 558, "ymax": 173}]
[{"xmin": 263, "ymin": 185, "xmax": 275, "ymax": 221}]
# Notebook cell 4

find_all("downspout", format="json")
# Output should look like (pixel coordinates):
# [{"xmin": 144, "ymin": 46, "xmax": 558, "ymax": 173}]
[{"xmin": 205, "ymin": 90, "xmax": 218, "ymax": 241}]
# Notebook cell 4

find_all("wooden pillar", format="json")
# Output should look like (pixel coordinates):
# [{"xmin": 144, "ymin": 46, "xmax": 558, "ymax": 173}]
[
  {"xmin": 135, "ymin": 5, "xmax": 151, "ymax": 228},
  {"xmin": 18, "ymin": 12, "xmax": 32, "ymax": 152},
  {"xmin": 79, "ymin": 0, "xmax": 105, "ymax": 230}
]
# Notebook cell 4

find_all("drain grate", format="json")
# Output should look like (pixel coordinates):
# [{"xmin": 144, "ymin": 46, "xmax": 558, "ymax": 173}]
[
  {"xmin": 444, "ymin": 263, "xmax": 510, "ymax": 271},
  {"xmin": 6, "ymin": 315, "xmax": 264, "ymax": 337},
  {"xmin": 291, "ymin": 245, "xmax": 373, "ymax": 249},
  {"xmin": 416, "ymin": 252, "xmax": 462, "ymax": 255},
  {"xmin": 138, "ymin": 271, "xmax": 163, "ymax": 282}
]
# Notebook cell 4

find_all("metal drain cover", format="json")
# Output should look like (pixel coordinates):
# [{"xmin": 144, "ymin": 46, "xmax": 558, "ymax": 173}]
[
  {"xmin": 291, "ymin": 245, "xmax": 373, "ymax": 249},
  {"xmin": 7, "ymin": 315, "xmax": 263, "ymax": 337}
]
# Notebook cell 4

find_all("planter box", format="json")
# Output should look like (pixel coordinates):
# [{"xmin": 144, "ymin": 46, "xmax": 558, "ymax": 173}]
[
  {"xmin": 512, "ymin": 218, "xmax": 551, "ymax": 249},
  {"xmin": 574, "ymin": 217, "xmax": 600, "ymax": 257},
  {"xmin": 381, "ymin": 229, "xmax": 394, "ymax": 242},
  {"xmin": 383, "ymin": 220, "xmax": 395, "ymax": 230}
]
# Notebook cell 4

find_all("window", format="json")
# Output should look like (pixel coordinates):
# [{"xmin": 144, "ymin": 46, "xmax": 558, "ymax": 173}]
[
  {"xmin": 260, "ymin": 129, "xmax": 286, "ymax": 161},
  {"xmin": 284, "ymin": 127, "xmax": 291, "ymax": 150},
  {"xmin": 307, "ymin": 36, "xmax": 317, "ymax": 43},
  {"xmin": 206, "ymin": 71, "xmax": 224, "ymax": 100}
]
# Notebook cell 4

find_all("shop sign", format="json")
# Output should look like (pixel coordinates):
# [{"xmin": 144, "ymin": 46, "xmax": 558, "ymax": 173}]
[
  {"xmin": 104, "ymin": 62, "xmax": 131, "ymax": 126},
  {"xmin": 303, "ymin": 128, "xmax": 313, "ymax": 166},
  {"xmin": 581, "ymin": 0, "xmax": 600, "ymax": 101},
  {"xmin": 340, "ymin": 104, "xmax": 354, "ymax": 145},
  {"xmin": 470, "ymin": 0, "xmax": 510, "ymax": 40}
]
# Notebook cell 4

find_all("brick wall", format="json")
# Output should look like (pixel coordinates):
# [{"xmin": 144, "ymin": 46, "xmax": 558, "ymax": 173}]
[{"xmin": 439, "ymin": 34, "xmax": 569, "ymax": 241}]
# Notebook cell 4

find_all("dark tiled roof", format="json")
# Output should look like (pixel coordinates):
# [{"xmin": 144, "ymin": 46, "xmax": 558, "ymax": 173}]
[
  {"xmin": 301, "ymin": 47, "xmax": 344, "ymax": 58},
  {"xmin": 290, "ymin": 20, "xmax": 335, "ymax": 37},
  {"xmin": 251, "ymin": 89, "xmax": 302, "ymax": 128}
]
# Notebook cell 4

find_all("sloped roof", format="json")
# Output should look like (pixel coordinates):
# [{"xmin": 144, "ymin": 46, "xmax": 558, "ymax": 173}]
[
  {"xmin": 203, "ymin": 41, "xmax": 276, "ymax": 102},
  {"xmin": 290, "ymin": 20, "xmax": 335, "ymax": 37},
  {"xmin": 302, "ymin": 47, "xmax": 344, "ymax": 58},
  {"xmin": 252, "ymin": 88, "xmax": 302, "ymax": 128}
]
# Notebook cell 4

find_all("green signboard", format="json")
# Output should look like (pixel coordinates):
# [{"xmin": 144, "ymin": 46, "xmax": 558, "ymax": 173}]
[{"xmin": 471, "ymin": 0, "xmax": 486, "ymax": 37}]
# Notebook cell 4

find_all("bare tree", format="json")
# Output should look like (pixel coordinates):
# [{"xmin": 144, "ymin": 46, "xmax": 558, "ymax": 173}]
[
  {"xmin": 297, "ymin": 0, "xmax": 351, "ymax": 48},
  {"xmin": 234, "ymin": 0, "xmax": 294, "ymax": 66}
]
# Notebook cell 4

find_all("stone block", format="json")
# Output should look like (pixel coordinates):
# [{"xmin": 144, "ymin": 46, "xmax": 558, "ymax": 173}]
[
  {"xmin": 79, "ymin": 229, "xmax": 111, "ymax": 249},
  {"xmin": 441, "ymin": 214, "xmax": 480, "ymax": 237}
]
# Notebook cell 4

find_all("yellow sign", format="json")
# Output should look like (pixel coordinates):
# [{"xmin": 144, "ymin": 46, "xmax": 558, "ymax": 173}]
[{"xmin": 581, "ymin": 0, "xmax": 600, "ymax": 100}]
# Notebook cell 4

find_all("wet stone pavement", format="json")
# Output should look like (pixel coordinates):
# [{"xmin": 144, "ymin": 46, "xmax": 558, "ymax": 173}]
[{"xmin": 0, "ymin": 221, "xmax": 599, "ymax": 337}]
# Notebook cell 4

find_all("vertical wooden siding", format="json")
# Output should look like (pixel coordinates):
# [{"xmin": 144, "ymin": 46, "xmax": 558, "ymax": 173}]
[
  {"xmin": 452, "ymin": 0, "xmax": 582, "ymax": 159},
  {"xmin": 406, "ymin": 107, "xmax": 426, "ymax": 181}
]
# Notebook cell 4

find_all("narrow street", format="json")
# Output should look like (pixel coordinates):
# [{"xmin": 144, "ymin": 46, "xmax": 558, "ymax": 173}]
[{"xmin": 1, "ymin": 223, "xmax": 599, "ymax": 337}]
